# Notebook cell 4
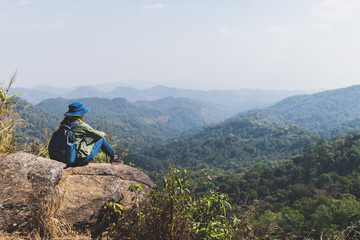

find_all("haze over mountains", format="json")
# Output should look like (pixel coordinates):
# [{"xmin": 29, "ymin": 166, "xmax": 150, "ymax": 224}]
[
  {"xmin": 17, "ymin": 83, "xmax": 360, "ymax": 168},
  {"xmin": 11, "ymin": 85, "xmax": 317, "ymax": 120}
]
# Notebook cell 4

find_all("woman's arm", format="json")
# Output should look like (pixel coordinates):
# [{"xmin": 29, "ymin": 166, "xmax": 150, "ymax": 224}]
[{"xmin": 81, "ymin": 122, "xmax": 106, "ymax": 140}]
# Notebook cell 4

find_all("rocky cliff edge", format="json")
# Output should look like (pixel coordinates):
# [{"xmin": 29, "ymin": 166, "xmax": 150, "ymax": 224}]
[{"xmin": 0, "ymin": 152, "xmax": 154, "ymax": 231}]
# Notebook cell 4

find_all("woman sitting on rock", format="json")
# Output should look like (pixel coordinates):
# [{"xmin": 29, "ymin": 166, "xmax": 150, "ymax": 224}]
[{"xmin": 58, "ymin": 101, "xmax": 122, "ymax": 166}]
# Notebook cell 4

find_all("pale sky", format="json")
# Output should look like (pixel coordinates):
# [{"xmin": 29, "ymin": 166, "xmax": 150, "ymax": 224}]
[{"xmin": 1, "ymin": 0, "xmax": 360, "ymax": 91}]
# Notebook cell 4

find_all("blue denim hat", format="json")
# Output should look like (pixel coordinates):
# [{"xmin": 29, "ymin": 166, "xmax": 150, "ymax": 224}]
[{"xmin": 64, "ymin": 102, "xmax": 90, "ymax": 116}]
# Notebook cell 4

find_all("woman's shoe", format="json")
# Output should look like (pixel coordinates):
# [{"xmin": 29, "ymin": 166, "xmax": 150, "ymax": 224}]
[{"xmin": 110, "ymin": 155, "xmax": 123, "ymax": 164}]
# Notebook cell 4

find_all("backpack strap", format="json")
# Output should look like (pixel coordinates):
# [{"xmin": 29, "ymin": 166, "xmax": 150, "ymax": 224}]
[
  {"xmin": 67, "ymin": 120, "xmax": 80, "ymax": 148},
  {"xmin": 69, "ymin": 120, "xmax": 79, "ymax": 129}
]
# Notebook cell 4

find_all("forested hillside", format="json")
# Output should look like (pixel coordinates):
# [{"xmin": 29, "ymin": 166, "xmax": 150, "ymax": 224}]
[
  {"xmin": 124, "ymin": 85, "xmax": 360, "ymax": 238},
  {"xmin": 260, "ymin": 85, "xmax": 360, "ymax": 137},
  {"xmin": 127, "ymin": 109, "xmax": 360, "ymax": 238},
  {"xmin": 14, "ymin": 99, "xmax": 59, "ymax": 142},
  {"xmin": 207, "ymin": 133, "xmax": 360, "ymax": 239},
  {"xmin": 129, "ymin": 113, "xmax": 316, "ymax": 172}
]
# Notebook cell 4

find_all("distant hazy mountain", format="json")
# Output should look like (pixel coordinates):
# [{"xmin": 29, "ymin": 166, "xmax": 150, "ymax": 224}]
[
  {"xmin": 8, "ymin": 87, "xmax": 60, "ymax": 105},
  {"xmin": 137, "ymin": 86, "xmax": 311, "ymax": 113},
  {"xmin": 108, "ymin": 86, "xmax": 146, "ymax": 101},
  {"xmin": 12, "ymin": 84, "xmax": 315, "ymax": 118},
  {"xmin": 32, "ymin": 85, "xmax": 76, "ymax": 95},
  {"xmin": 64, "ymin": 86, "xmax": 105, "ymax": 99},
  {"xmin": 140, "ymin": 86, "xmax": 311, "ymax": 119}
]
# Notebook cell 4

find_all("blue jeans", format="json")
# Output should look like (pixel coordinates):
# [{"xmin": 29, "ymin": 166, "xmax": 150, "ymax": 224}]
[{"xmin": 71, "ymin": 138, "xmax": 115, "ymax": 166}]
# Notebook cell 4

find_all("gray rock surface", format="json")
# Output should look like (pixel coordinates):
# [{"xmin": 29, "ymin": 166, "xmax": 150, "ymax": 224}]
[
  {"xmin": 0, "ymin": 152, "xmax": 65, "ymax": 231},
  {"xmin": 59, "ymin": 163, "xmax": 153, "ymax": 224},
  {"xmin": 0, "ymin": 152, "xmax": 154, "ymax": 231}
]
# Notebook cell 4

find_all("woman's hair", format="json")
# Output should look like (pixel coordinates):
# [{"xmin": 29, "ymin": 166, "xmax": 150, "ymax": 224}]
[{"xmin": 60, "ymin": 116, "xmax": 82, "ymax": 126}]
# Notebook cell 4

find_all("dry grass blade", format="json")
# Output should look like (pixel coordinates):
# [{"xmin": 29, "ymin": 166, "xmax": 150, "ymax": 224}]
[{"xmin": 0, "ymin": 71, "xmax": 24, "ymax": 154}]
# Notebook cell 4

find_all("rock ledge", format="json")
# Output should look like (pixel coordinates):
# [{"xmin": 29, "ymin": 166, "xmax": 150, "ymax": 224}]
[{"xmin": 0, "ymin": 152, "xmax": 154, "ymax": 231}]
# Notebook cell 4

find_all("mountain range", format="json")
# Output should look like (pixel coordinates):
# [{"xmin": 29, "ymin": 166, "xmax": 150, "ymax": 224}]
[
  {"xmin": 13, "ymin": 83, "xmax": 360, "ymax": 239},
  {"xmin": 17, "ymin": 84, "xmax": 360, "ymax": 150},
  {"xmin": 21, "ymin": 96, "xmax": 228, "ymax": 148},
  {"xmin": 10, "ymin": 85, "xmax": 316, "ymax": 119},
  {"xmin": 129, "ymin": 84, "xmax": 360, "ymax": 172}
]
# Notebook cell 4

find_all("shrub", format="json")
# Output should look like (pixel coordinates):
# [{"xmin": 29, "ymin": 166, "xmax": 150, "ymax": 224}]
[
  {"xmin": 103, "ymin": 167, "xmax": 237, "ymax": 240},
  {"xmin": 0, "ymin": 71, "xmax": 22, "ymax": 154}
]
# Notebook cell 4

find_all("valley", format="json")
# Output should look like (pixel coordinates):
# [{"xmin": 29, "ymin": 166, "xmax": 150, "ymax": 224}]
[{"xmin": 13, "ymin": 83, "xmax": 360, "ymax": 239}]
